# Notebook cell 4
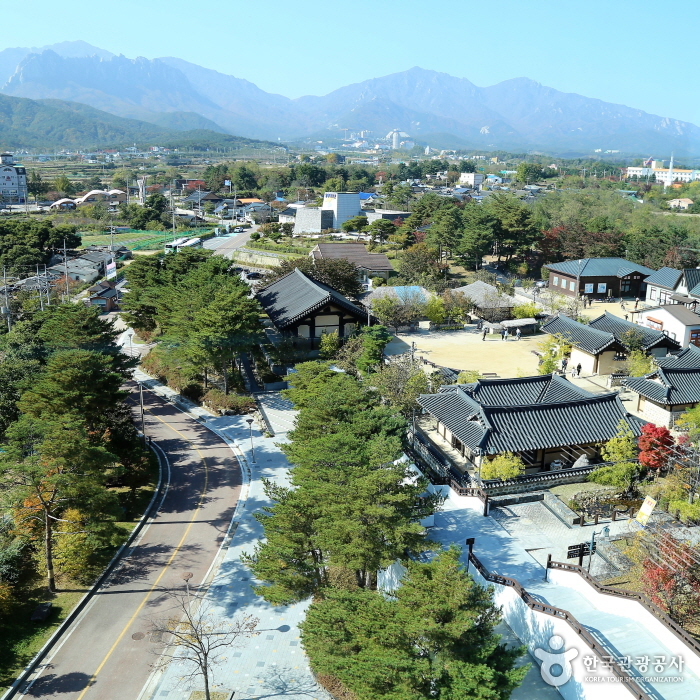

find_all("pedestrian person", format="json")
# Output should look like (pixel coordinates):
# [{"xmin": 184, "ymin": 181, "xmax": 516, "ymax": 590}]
[
  {"xmin": 620, "ymin": 300, "xmax": 625, "ymax": 310},
  {"xmin": 625, "ymin": 314, "xmax": 629, "ymax": 321},
  {"xmin": 482, "ymin": 328, "xmax": 487, "ymax": 341},
  {"xmin": 561, "ymin": 357, "xmax": 568, "ymax": 372},
  {"xmin": 635, "ymin": 297, "xmax": 640, "ymax": 310},
  {"xmin": 576, "ymin": 363, "xmax": 582, "ymax": 377},
  {"xmin": 516, "ymin": 328, "xmax": 522, "ymax": 341}
]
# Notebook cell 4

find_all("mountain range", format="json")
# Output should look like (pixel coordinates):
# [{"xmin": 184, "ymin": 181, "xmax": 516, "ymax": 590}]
[{"xmin": 1, "ymin": 41, "xmax": 699, "ymax": 154}]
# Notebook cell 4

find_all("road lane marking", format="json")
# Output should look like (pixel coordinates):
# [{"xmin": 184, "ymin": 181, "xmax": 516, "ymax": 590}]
[{"xmin": 75, "ymin": 397, "xmax": 209, "ymax": 700}]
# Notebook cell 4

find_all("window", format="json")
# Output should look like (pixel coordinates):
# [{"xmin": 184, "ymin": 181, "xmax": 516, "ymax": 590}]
[
  {"xmin": 553, "ymin": 276, "xmax": 559, "ymax": 286},
  {"xmin": 570, "ymin": 281, "xmax": 575, "ymax": 291},
  {"xmin": 691, "ymin": 330, "xmax": 700, "ymax": 347},
  {"xmin": 597, "ymin": 283, "xmax": 607, "ymax": 293},
  {"xmin": 659, "ymin": 290, "xmax": 672, "ymax": 305},
  {"xmin": 650, "ymin": 287, "xmax": 657, "ymax": 300},
  {"xmin": 647, "ymin": 318, "xmax": 663, "ymax": 331},
  {"xmin": 621, "ymin": 280, "xmax": 631, "ymax": 293}
]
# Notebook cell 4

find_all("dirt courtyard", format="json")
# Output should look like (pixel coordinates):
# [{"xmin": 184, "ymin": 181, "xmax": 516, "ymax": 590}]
[{"xmin": 385, "ymin": 326, "xmax": 542, "ymax": 378}]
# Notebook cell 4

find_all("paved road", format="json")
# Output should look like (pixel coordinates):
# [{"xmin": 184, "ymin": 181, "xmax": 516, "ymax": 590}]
[
  {"xmin": 20, "ymin": 384, "xmax": 242, "ymax": 700},
  {"xmin": 205, "ymin": 227, "xmax": 254, "ymax": 259}
]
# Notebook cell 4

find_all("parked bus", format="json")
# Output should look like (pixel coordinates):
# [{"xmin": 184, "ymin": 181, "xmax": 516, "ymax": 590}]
[{"xmin": 164, "ymin": 236, "xmax": 202, "ymax": 253}]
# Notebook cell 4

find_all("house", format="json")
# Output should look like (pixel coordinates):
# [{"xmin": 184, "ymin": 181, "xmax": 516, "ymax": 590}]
[
  {"xmin": 624, "ymin": 347, "xmax": 700, "ymax": 427},
  {"xmin": 277, "ymin": 208, "xmax": 297, "ymax": 224},
  {"xmin": 182, "ymin": 191, "xmax": 223, "ymax": 206},
  {"xmin": 417, "ymin": 374, "xmax": 644, "ymax": 473},
  {"xmin": 0, "ymin": 152, "xmax": 27, "ymax": 204},
  {"xmin": 88, "ymin": 280, "xmax": 119, "ymax": 312},
  {"xmin": 541, "ymin": 312, "xmax": 680, "ymax": 375},
  {"xmin": 451, "ymin": 280, "xmax": 516, "ymax": 322},
  {"xmin": 545, "ymin": 257, "xmax": 655, "ymax": 299},
  {"xmin": 310, "ymin": 243, "xmax": 394, "ymax": 282},
  {"xmin": 587, "ymin": 311, "xmax": 680, "ymax": 356},
  {"xmin": 49, "ymin": 198, "xmax": 77, "ymax": 210},
  {"xmin": 364, "ymin": 209, "xmax": 409, "ymax": 224},
  {"xmin": 635, "ymin": 304, "xmax": 700, "ymax": 346},
  {"xmin": 256, "ymin": 268, "xmax": 370, "ymax": 346},
  {"xmin": 293, "ymin": 192, "xmax": 363, "ymax": 234},
  {"xmin": 668, "ymin": 198, "xmax": 694, "ymax": 210},
  {"xmin": 643, "ymin": 266, "xmax": 700, "ymax": 309}
]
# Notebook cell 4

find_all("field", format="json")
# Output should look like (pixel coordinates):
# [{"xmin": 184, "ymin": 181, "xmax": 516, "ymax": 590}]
[{"xmin": 79, "ymin": 229, "xmax": 209, "ymax": 251}]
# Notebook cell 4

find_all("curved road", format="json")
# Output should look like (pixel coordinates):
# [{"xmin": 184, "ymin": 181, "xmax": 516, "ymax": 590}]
[{"xmin": 20, "ymin": 383, "xmax": 242, "ymax": 700}]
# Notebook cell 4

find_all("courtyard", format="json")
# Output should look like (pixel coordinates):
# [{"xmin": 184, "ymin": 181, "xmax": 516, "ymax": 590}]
[{"xmin": 384, "ymin": 325, "xmax": 542, "ymax": 377}]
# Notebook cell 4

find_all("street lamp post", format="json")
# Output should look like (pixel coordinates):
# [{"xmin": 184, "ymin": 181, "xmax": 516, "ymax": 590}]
[
  {"xmin": 128, "ymin": 332, "xmax": 133, "ymax": 357},
  {"xmin": 246, "ymin": 418, "xmax": 256, "ymax": 464},
  {"xmin": 182, "ymin": 571, "xmax": 193, "ymax": 610},
  {"xmin": 587, "ymin": 526, "xmax": 610, "ymax": 573},
  {"xmin": 137, "ymin": 381, "xmax": 146, "ymax": 439}
]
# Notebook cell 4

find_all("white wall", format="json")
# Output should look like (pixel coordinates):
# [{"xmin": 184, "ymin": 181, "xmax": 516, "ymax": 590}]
[{"xmin": 636, "ymin": 307, "xmax": 700, "ymax": 346}]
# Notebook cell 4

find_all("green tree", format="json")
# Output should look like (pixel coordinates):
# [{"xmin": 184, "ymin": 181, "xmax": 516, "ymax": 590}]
[
  {"xmin": 455, "ymin": 204, "xmax": 496, "ymax": 269},
  {"xmin": 341, "ymin": 215, "xmax": 369, "ymax": 233},
  {"xmin": 512, "ymin": 302, "xmax": 538, "ymax": 319},
  {"xmin": 589, "ymin": 419, "xmax": 641, "ymax": 493},
  {"xmin": 372, "ymin": 355, "xmax": 429, "ymax": 416},
  {"xmin": 425, "ymin": 295, "xmax": 446, "ymax": 325},
  {"xmin": 626, "ymin": 350, "xmax": 654, "ymax": 377},
  {"xmin": 52, "ymin": 175, "xmax": 75, "ymax": 196},
  {"xmin": 300, "ymin": 547, "xmax": 526, "ymax": 700},
  {"xmin": 27, "ymin": 171, "xmax": 49, "ymax": 203},
  {"xmin": 486, "ymin": 193, "xmax": 539, "ymax": 261},
  {"xmin": 457, "ymin": 370, "xmax": 481, "ymax": 383},
  {"xmin": 397, "ymin": 242, "xmax": 443, "ymax": 284},
  {"xmin": 1, "ymin": 416, "xmax": 118, "ymax": 592},
  {"xmin": 319, "ymin": 330, "xmax": 340, "ymax": 359},
  {"xmin": 516, "ymin": 162, "xmax": 544, "ymax": 183},
  {"xmin": 480, "ymin": 453, "xmax": 525, "ymax": 481},
  {"xmin": 368, "ymin": 218, "xmax": 395, "ymax": 245}
]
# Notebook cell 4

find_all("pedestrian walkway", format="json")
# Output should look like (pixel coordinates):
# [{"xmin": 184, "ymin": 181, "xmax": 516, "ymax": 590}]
[
  {"xmin": 256, "ymin": 392, "xmax": 298, "ymax": 436},
  {"xmin": 438, "ymin": 491, "xmax": 700, "ymax": 699}
]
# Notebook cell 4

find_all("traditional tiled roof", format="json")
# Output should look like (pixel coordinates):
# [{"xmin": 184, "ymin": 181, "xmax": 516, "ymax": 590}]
[
  {"xmin": 540, "ymin": 314, "xmax": 618, "ymax": 354},
  {"xmin": 624, "ymin": 367, "xmax": 700, "ymax": 406},
  {"xmin": 545, "ymin": 257, "xmax": 655, "ymax": 279},
  {"xmin": 588, "ymin": 312, "xmax": 680, "ymax": 351},
  {"xmin": 656, "ymin": 345, "xmax": 700, "ymax": 369},
  {"xmin": 684, "ymin": 268, "xmax": 700, "ymax": 296},
  {"xmin": 311, "ymin": 243, "xmax": 393, "ymax": 271},
  {"xmin": 452, "ymin": 280, "xmax": 517, "ymax": 309},
  {"xmin": 457, "ymin": 373, "xmax": 594, "ymax": 406},
  {"xmin": 643, "ymin": 267, "xmax": 683, "ymax": 290},
  {"xmin": 418, "ymin": 375, "xmax": 644, "ymax": 455},
  {"xmin": 256, "ymin": 268, "xmax": 366, "ymax": 329}
]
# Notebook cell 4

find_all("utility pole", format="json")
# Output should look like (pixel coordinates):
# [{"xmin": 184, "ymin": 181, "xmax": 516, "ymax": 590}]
[
  {"xmin": 63, "ymin": 238, "xmax": 69, "ymax": 300},
  {"xmin": 2, "ymin": 267, "xmax": 11, "ymax": 331}
]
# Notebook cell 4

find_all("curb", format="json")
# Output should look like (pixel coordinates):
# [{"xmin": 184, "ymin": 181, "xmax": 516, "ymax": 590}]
[{"xmin": 1, "ymin": 441, "xmax": 166, "ymax": 700}]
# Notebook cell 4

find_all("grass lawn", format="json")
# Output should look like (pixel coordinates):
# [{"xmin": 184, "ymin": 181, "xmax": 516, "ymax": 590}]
[{"xmin": 0, "ymin": 457, "xmax": 159, "ymax": 693}]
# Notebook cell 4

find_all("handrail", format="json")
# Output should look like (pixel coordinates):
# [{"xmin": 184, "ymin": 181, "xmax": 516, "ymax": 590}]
[
  {"xmin": 548, "ymin": 559, "xmax": 700, "ymax": 657},
  {"xmin": 469, "ymin": 552, "xmax": 652, "ymax": 700}
]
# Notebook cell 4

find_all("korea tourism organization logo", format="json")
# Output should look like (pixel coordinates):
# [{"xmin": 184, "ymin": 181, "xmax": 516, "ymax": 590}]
[{"xmin": 534, "ymin": 635, "xmax": 685, "ymax": 687}]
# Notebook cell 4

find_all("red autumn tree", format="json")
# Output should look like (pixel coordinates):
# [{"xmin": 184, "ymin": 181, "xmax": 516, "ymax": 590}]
[{"xmin": 638, "ymin": 424, "xmax": 673, "ymax": 471}]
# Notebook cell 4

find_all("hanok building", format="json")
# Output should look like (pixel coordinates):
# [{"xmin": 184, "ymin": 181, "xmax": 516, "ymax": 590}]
[
  {"xmin": 417, "ymin": 374, "xmax": 644, "ymax": 474},
  {"xmin": 256, "ymin": 268, "xmax": 370, "ymax": 346},
  {"xmin": 310, "ymin": 243, "xmax": 394, "ymax": 282},
  {"xmin": 544, "ymin": 257, "xmax": 655, "ymax": 299},
  {"xmin": 541, "ymin": 312, "xmax": 680, "ymax": 375},
  {"xmin": 624, "ymin": 346, "xmax": 700, "ymax": 428}
]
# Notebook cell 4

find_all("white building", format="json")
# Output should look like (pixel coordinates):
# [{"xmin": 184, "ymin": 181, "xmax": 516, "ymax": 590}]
[
  {"xmin": 0, "ymin": 153, "xmax": 27, "ymax": 204},
  {"xmin": 636, "ymin": 305, "xmax": 700, "ymax": 346},
  {"xmin": 321, "ymin": 192, "xmax": 361, "ymax": 229},
  {"xmin": 459, "ymin": 172, "xmax": 484, "ymax": 188}
]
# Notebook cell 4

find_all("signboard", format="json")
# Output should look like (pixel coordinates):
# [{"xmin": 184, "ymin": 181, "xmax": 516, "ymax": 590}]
[
  {"xmin": 597, "ymin": 283, "xmax": 607, "ymax": 293},
  {"xmin": 224, "ymin": 180, "xmax": 231, "ymax": 186},
  {"xmin": 636, "ymin": 496, "xmax": 657, "ymax": 526},
  {"xmin": 567, "ymin": 542, "xmax": 596, "ymax": 558},
  {"xmin": 105, "ymin": 260, "xmax": 117, "ymax": 280},
  {"xmin": 584, "ymin": 283, "xmax": 594, "ymax": 294}
]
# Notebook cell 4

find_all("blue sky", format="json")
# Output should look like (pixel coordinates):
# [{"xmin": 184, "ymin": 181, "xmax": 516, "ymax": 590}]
[{"xmin": 3, "ymin": 0, "xmax": 700, "ymax": 123}]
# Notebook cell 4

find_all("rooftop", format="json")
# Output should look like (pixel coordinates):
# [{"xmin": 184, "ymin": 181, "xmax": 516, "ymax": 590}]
[
  {"xmin": 624, "ymin": 367, "xmax": 700, "ymax": 406},
  {"xmin": 545, "ymin": 257, "xmax": 655, "ymax": 279},
  {"xmin": 452, "ymin": 280, "xmax": 517, "ymax": 309},
  {"xmin": 588, "ymin": 311, "xmax": 680, "ymax": 351},
  {"xmin": 643, "ymin": 266, "xmax": 684, "ymax": 290},
  {"xmin": 311, "ymin": 243, "xmax": 393, "ymax": 271},
  {"xmin": 256, "ymin": 268, "xmax": 366, "ymax": 330},
  {"xmin": 417, "ymin": 374, "xmax": 644, "ymax": 455},
  {"xmin": 540, "ymin": 314, "xmax": 618, "ymax": 354}
]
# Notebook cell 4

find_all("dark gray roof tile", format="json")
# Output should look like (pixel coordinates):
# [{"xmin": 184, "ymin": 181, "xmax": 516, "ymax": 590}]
[
  {"xmin": 589, "ymin": 312, "xmax": 680, "ymax": 351},
  {"xmin": 540, "ymin": 314, "xmax": 617, "ymax": 354}
]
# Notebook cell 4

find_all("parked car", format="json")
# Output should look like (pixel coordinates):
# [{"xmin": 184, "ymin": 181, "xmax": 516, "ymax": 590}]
[
  {"xmin": 246, "ymin": 272, "xmax": 263, "ymax": 280},
  {"xmin": 535, "ymin": 280, "xmax": 548, "ymax": 288},
  {"xmin": 233, "ymin": 227, "xmax": 243, "ymax": 233}
]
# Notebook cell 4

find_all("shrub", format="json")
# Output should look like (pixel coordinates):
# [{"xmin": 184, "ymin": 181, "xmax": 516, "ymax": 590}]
[{"xmin": 203, "ymin": 389, "xmax": 256, "ymax": 414}]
